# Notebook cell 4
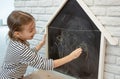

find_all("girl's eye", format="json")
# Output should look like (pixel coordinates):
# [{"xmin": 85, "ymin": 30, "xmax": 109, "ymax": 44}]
[
  {"xmin": 29, "ymin": 27, "xmax": 35, "ymax": 32},
  {"xmin": 30, "ymin": 30, "xmax": 33, "ymax": 32}
]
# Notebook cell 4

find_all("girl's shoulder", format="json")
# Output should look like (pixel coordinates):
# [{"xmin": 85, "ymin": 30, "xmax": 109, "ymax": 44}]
[{"xmin": 10, "ymin": 40, "xmax": 29, "ymax": 50}]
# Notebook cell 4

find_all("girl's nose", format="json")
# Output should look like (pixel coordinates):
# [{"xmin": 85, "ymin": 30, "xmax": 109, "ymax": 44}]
[{"xmin": 34, "ymin": 28, "xmax": 36, "ymax": 34}]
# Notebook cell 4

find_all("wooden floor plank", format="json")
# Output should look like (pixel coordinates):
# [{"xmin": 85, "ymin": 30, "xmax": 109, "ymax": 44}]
[{"xmin": 24, "ymin": 70, "xmax": 76, "ymax": 79}]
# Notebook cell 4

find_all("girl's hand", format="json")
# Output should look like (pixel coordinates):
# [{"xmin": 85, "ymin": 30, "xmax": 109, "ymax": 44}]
[
  {"xmin": 40, "ymin": 34, "xmax": 46, "ymax": 46},
  {"xmin": 69, "ymin": 48, "xmax": 82, "ymax": 59},
  {"xmin": 53, "ymin": 48, "xmax": 82, "ymax": 68},
  {"xmin": 35, "ymin": 34, "xmax": 47, "ymax": 51}
]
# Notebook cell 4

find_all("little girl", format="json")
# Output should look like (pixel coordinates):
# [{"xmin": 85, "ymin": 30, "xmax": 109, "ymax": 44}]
[{"xmin": 0, "ymin": 10, "xmax": 82, "ymax": 79}]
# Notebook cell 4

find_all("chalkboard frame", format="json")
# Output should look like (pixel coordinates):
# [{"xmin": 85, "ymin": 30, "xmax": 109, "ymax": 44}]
[{"xmin": 45, "ymin": 0, "xmax": 112, "ymax": 79}]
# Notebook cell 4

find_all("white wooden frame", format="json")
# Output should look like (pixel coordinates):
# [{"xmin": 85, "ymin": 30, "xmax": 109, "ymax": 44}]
[
  {"xmin": 45, "ymin": 0, "xmax": 118, "ymax": 79},
  {"xmin": 98, "ymin": 34, "xmax": 106, "ymax": 79}
]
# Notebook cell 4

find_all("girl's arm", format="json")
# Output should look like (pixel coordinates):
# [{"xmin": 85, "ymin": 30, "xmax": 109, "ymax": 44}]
[
  {"xmin": 35, "ymin": 34, "xmax": 46, "ymax": 51},
  {"xmin": 53, "ymin": 48, "xmax": 82, "ymax": 68}
]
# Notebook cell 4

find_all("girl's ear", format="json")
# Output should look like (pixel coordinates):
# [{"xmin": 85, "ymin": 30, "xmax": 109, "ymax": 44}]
[{"xmin": 14, "ymin": 31, "xmax": 21, "ymax": 38}]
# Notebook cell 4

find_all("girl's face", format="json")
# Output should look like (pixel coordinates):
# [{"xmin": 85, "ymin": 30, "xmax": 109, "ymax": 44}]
[{"xmin": 18, "ymin": 21, "xmax": 36, "ymax": 41}]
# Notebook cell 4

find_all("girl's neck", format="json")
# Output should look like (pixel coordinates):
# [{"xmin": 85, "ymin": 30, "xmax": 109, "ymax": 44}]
[{"xmin": 12, "ymin": 38, "xmax": 29, "ymax": 46}]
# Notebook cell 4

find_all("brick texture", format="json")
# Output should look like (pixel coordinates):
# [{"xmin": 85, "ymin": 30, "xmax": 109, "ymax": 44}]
[{"xmin": 14, "ymin": 0, "xmax": 120, "ymax": 79}]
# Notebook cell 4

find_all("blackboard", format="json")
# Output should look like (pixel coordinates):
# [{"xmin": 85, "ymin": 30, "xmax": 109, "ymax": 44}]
[{"xmin": 48, "ymin": 0, "xmax": 101, "ymax": 79}]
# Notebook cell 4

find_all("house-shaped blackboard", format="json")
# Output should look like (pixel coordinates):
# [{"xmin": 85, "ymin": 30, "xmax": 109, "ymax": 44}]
[{"xmin": 45, "ymin": 0, "xmax": 118, "ymax": 79}]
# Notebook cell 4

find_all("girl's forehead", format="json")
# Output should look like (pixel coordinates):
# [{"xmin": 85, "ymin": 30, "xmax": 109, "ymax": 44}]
[{"xmin": 24, "ymin": 21, "xmax": 35, "ymax": 30}]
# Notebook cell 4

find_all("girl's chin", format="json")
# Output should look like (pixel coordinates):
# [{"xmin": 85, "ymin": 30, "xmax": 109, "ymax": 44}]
[
  {"xmin": 27, "ymin": 38, "xmax": 33, "ymax": 40},
  {"xmin": 30, "ymin": 36, "xmax": 34, "ymax": 39},
  {"xmin": 27, "ymin": 36, "xmax": 34, "ymax": 40}
]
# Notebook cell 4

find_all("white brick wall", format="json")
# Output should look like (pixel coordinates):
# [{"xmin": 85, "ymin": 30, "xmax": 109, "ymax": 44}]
[
  {"xmin": 107, "ymin": 6, "xmax": 120, "ymax": 16},
  {"xmin": 83, "ymin": 0, "xmax": 93, "ymax": 6},
  {"xmin": 104, "ymin": 72, "xmax": 114, "ymax": 79},
  {"xmin": 97, "ymin": 16, "xmax": 120, "ymax": 26},
  {"xmin": 115, "ymin": 75, "xmax": 120, "ymax": 79},
  {"xmin": 14, "ymin": 0, "xmax": 120, "ymax": 79},
  {"xmin": 90, "ymin": 6, "xmax": 106, "ymax": 16},
  {"xmin": 94, "ymin": 0, "xmax": 120, "ymax": 5}
]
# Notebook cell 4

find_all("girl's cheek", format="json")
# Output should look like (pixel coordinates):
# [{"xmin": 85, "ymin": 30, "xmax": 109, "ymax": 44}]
[{"xmin": 34, "ymin": 29, "xmax": 36, "ymax": 34}]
